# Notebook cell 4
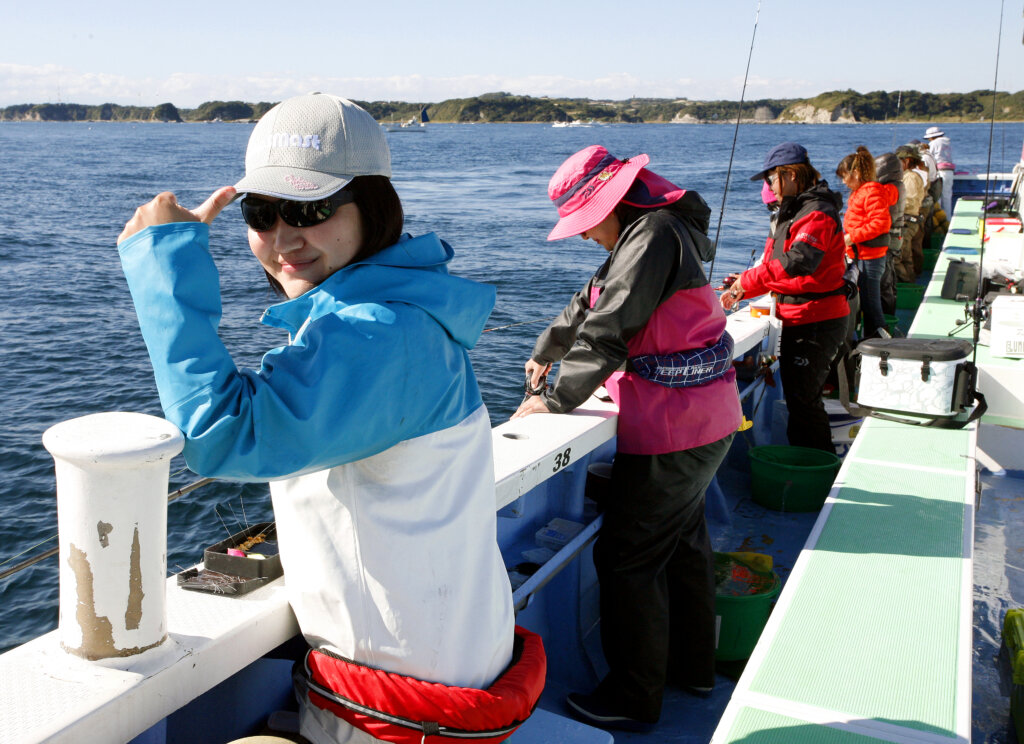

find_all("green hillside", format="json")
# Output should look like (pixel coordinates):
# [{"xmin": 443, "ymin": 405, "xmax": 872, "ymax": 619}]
[
  {"xmin": 3, "ymin": 89, "xmax": 1022, "ymax": 123},
  {"xmin": 780, "ymin": 89, "xmax": 1024, "ymax": 122}
]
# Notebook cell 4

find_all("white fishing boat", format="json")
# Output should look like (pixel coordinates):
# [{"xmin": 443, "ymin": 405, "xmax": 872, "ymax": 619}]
[
  {"xmin": 2, "ymin": 147, "xmax": 1023, "ymax": 744},
  {"xmin": 385, "ymin": 107, "xmax": 429, "ymax": 133}
]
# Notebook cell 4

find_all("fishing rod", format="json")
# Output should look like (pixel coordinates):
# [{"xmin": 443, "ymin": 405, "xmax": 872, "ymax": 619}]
[
  {"xmin": 0, "ymin": 302, "xmax": 561, "ymax": 581},
  {"xmin": 505, "ymin": 0, "xmax": 759, "ymax": 332},
  {"xmin": 959, "ymin": 0, "xmax": 1008, "ymax": 504},
  {"xmin": 890, "ymin": 90, "xmax": 902, "ymax": 149},
  {"xmin": 483, "ymin": 316, "xmax": 558, "ymax": 333},
  {"xmin": 708, "ymin": 0, "xmax": 762, "ymax": 285},
  {"xmin": 967, "ymin": 0, "xmax": 1007, "ymax": 362},
  {"xmin": 0, "ymin": 476, "xmax": 216, "ymax": 581}
]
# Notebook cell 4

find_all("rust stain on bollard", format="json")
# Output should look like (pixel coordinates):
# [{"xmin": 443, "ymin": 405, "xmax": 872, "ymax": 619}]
[
  {"xmin": 125, "ymin": 527, "xmax": 144, "ymax": 630},
  {"xmin": 65, "ymin": 541, "xmax": 163, "ymax": 659},
  {"xmin": 97, "ymin": 521, "xmax": 113, "ymax": 548},
  {"xmin": 65, "ymin": 542, "xmax": 116, "ymax": 659}
]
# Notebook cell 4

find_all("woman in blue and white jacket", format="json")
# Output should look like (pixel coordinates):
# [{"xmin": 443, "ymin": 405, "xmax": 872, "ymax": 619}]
[{"xmin": 117, "ymin": 94, "xmax": 516, "ymax": 744}]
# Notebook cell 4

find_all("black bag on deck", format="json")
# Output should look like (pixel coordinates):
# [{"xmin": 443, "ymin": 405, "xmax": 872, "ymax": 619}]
[{"xmin": 941, "ymin": 259, "xmax": 979, "ymax": 301}]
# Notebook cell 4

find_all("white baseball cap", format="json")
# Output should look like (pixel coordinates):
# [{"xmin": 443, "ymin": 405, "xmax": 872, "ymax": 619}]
[{"xmin": 234, "ymin": 93, "xmax": 391, "ymax": 201}]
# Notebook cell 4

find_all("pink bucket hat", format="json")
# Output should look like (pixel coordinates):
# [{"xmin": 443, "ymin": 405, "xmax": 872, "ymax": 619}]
[{"xmin": 547, "ymin": 145, "xmax": 685, "ymax": 241}]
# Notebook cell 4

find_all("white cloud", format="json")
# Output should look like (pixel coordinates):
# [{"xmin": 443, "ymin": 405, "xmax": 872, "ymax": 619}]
[
  {"xmin": 0, "ymin": 64, "xmax": 816, "ymax": 107},
  {"xmin": 3, "ymin": 63, "xmax": 1015, "ymax": 109}
]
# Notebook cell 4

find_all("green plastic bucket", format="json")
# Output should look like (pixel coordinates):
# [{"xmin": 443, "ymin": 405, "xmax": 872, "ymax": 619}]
[
  {"xmin": 896, "ymin": 282, "xmax": 925, "ymax": 309},
  {"xmin": 930, "ymin": 232, "xmax": 944, "ymax": 251},
  {"xmin": 714, "ymin": 552, "xmax": 781, "ymax": 661},
  {"xmin": 748, "ymin": 445, "xmax": 841, "ymax": 512},
  {"xmin": 922, "ymin": 247, "xmax": 940, "ymax": 273},
  {"xmin": 858, "ymin": 315, "xmax": 899, "ymax": 338}
]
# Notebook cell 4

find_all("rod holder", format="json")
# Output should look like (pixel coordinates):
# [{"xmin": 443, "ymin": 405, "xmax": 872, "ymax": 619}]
[{"xmin": 43, "ymin": 412, "xmax": 183, "ymax": 660}]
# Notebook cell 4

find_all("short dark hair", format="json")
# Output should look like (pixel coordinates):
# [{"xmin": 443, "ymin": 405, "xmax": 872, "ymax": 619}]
[
  {"xmin": 775, "ymin": 162, "xmax": 821, "ymax": 194},
  {"xmin": 612, "ymin": 201, "xmax": 649, "ymax": 230},
  {"xmin": 263, "ymin": 175, "xmax": 404, "ymax": 295},
  {"xmin": 347, "ymin": 175, "xmax": 405, "ymax": 262}
]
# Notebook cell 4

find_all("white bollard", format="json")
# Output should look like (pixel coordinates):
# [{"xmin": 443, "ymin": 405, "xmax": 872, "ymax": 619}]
[{"xmin": 43, "ymin": 412, "xmax": 183, "ymax": 660}]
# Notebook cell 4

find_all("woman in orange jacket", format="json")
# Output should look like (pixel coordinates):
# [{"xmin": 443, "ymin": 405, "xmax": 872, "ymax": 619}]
[{"xmin": 836, "ymin": 146, "xmax": 899, "ymax": 339}]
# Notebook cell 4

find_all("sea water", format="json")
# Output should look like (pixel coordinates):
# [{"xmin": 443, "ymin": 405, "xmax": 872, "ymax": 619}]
[{"xmin": 2, "ymin": 119, "xmax": 1020, "ymax": 651}]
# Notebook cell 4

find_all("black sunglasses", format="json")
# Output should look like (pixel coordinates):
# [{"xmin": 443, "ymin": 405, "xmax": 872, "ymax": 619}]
[{"xmin": 240, "ymin": 190, "xmax": 355, "ymax": 232}]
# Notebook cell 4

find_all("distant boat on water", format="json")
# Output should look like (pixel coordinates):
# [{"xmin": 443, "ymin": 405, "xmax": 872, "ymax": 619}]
[
  {"xmin": 552, "ymin": 119, "xmax": 606, "ymax": 128},
  {"xmin": 385, "ymin": 107, "xmax": 429, "ymax": 133}
]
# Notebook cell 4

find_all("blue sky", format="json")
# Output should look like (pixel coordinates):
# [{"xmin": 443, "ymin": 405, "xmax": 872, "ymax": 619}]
[{"xmin": 1, "ymin": 0, "xmax": 1022, "ymax": 107}]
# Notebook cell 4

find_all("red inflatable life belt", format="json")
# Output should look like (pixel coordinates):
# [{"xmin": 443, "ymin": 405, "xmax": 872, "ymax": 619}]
[{"xmin": 301, "ymin": 625, "xmax": 546, "ymax": 743}]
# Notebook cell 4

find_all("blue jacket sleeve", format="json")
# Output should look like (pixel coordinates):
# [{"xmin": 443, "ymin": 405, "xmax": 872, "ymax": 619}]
[{"xmin": 118, "ymin": 223, "xmax": 481, "ymax": 481}]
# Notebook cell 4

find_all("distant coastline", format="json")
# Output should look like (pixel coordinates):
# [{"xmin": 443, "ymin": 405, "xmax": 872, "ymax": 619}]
[{"xmin": 2, "ymin": 89, "xmax": 1023, "ymax": 124}]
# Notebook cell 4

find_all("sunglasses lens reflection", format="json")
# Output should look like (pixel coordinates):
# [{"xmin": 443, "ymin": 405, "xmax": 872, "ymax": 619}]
[
  {"xmin": 240, "ymin": 191, "xmax": 354, "ymax": 232},
  {"xmin": 240, "ymin": 199, "xmax": 278, "ymax": 231}
]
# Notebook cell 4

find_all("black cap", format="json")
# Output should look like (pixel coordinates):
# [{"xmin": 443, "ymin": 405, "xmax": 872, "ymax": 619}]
[
  {"xmin": 895, "ymin": 145, "xmax": 922, "ymax": 162},
  {"xmin": 751, "ymin": 142, "xmax": 810, "ymax": 181}
]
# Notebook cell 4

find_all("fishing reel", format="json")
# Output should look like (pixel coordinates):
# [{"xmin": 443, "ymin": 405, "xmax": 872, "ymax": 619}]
[
  {"xmin": 715, "ymin": 274, "xmax": 741, "ymax": 292},
  {"xmin": 523, "ymin": 372, "xmax": 548, "ymax": 399},
  {"xmin": 948, "ymin": 294, "xmax": 990, "ymax": 338}
]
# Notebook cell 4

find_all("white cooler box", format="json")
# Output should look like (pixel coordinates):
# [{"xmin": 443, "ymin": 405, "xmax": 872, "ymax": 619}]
[
  {"xmin": 989, "ymin": 295, "xmax": 1024, "ymax": 359},
  {"xmin": 856, "ymin": 338, "xmax": 977, "ymax": 419}
]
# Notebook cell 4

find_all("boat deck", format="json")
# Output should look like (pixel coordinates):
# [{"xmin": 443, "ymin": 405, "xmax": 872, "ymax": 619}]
[
  {"xmin": 714, "ymin": 422, "xmax": 976, "ymax": 743},
  {"xmin": 535, "ymin": 449, "xmax": 823, "ymax": 743},
  {"xmin": 5, "ymin": 191, "xmax": 1024, "ymax": 743},
  {"xmin": 712, "ymin": 196, "xmax": 1024, "ymax": 744}
]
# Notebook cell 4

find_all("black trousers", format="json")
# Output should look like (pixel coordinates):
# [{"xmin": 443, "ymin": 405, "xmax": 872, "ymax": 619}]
[
  {"xmin": 593, "ymin": 432, "xmax": 734, "ymax": 721},
  {"xmin": 780, "ymin": 315, "xmax": 848, "ymax": 452},
  {"xmin": 880, "ymin": 243, "xmax": 898, "ymax": 315}
]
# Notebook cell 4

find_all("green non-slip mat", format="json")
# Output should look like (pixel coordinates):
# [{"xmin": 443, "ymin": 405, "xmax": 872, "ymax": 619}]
[
  {"xmin": 907, "ymin": 303, "xmax": 973, "ymax": 338},
  {"xmin": 849, "ymin": 420, "xmax": 972, "ymax": 471},
  {"xmin": 746, "ymin": 460, "xmax": 967, "ymax": 736},
  {"xmin": 723, "ymin": 707, "xmax": 892, "ymax": 743}
]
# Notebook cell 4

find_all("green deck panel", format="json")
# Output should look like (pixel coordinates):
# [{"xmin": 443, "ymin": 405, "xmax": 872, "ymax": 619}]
[
  {"xmin": 949, "ymin": 213, "xmax": 983, "ymax": 227},
  {"xmin": 906, "ymin": 300, "xmax": 972, "ymax": 338},
  {"xmin": 747, "ymin": 460, "xmax": 967, "ymax": 736},
  {"xmin": 939, "ymin": 214, "xmax": 983, "ymax": 262},
  {"xmin": 849, "ymin": 419, "xmax": 972, "ymax": 470},
  {"xmin": 951, "ymin": 203, "xmax": 986, "ymax": 218},
  {"xmin": 716, "ymin": 200, "xmax": 998, "ymax": 744},
  {"xmin": 724, "ymin": 708, "xmax": 894, "ymax": 744},
  {"xmin": 948, "ymin": 211, "xmax": 984, "ymax": 229}
]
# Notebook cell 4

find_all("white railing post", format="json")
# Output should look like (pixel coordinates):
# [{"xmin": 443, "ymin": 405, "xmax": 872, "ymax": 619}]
[{"xmin": 42, "ymin": 412, "xmax": 183, "ymax": 660}]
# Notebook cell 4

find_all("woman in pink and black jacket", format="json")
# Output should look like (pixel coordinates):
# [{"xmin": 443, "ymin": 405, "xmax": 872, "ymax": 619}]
[
  {"xmin": 722, "ymin": 142, "xmax": 850, "ymax": 453},
  {"xmin": 513, "ymin": 145, "xmax": 741, "ymax": 730}
]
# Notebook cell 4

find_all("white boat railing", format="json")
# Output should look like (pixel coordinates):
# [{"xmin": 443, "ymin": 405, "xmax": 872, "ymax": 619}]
[{"xmin": 0, "ymin": 309, "xmax": 772, "ymax": 744}]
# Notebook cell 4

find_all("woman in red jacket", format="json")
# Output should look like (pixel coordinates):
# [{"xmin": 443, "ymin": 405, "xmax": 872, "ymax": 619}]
[
  {"xmin": 836, "ymin": 146, "xmax": 899, "ymax": 339},
  {"xmin": 722, "ymin": 142, "xmax": 850, "ymax": 452}
]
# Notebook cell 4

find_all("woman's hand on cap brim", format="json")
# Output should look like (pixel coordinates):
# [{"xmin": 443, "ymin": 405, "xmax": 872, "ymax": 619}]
[{"xmin": 118, "ymin": 186, "xmax": 236, "ymax": 245}]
